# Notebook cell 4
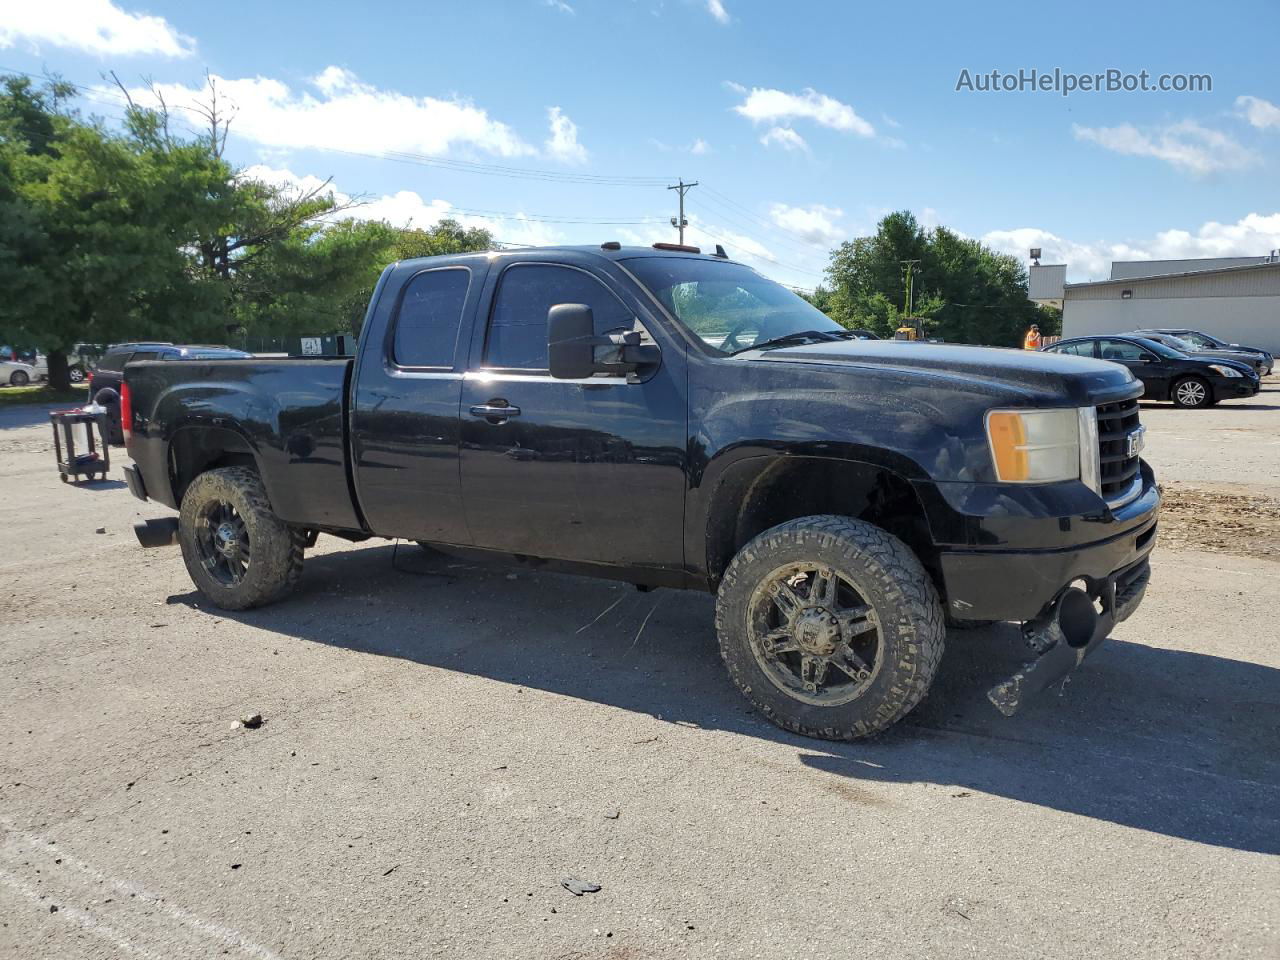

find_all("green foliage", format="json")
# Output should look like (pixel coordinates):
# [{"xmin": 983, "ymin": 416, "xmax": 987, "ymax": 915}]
[
  {"xmin": 822, "ymin": 210, "xmax": 1044, "ymax": 345},
  {"xmin": 0, "ymin": 74, "xmax": 498, "ymax": 382}
]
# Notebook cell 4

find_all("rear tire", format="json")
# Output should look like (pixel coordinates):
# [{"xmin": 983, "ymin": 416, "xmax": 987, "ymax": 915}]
[
  {"xmin": 10, "ymin": 371, "xmax": 29, "ymax": 386},
  {"xmin": 178, "ymin": 467, "xmax": 304, "ymax": 610},
  {"xmin": 715, "ymin": 515, "xmax": 945, "ymax": 740},
  {"xmin": 1172, "ymin": 376, "xmax": 1211, "ymax": 408}
]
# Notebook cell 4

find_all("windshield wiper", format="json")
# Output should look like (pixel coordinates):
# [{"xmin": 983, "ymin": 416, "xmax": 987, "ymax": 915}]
[{"xmin": 728, "ymin": 329, "xmax": 853, "ymax": 357}]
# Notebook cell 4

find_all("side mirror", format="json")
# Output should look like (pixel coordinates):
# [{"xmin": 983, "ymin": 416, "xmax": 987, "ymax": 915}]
[
  {"xmin": 547, "ymin": 304, "xmax": 661, "ymax": 380},
  {"xmin": 548, "ymin": 303, "xmax": 596, "ymax": 379}
]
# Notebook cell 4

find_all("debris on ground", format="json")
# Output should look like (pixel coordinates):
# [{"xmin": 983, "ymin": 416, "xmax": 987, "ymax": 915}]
[
  {"xmin": 560, "ymin": 876, "xmax": 602, "ymax": 896},
  {"xmin": 232, "ymin": 713, "xmax": 264, "ymax": 730},
  {"xmin": 1158, "ymin": 486, "xmax": 1280, "ymax": 561},
  {"xmin": 603, "ymin": 809, "xmax": 620, "ymax": 820},
  {"xmin": 94, "ymin": 527, "xmax": 106, "ymax": 534}
]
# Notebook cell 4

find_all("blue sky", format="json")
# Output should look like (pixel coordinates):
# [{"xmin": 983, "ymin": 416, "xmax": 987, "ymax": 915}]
[{"xmin": 2, "ymin": 0, "xmax": 1277, "ymax": 288}]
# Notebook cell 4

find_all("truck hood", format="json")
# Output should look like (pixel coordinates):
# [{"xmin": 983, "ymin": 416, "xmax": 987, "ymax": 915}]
[{"xmin": 743, "ymin": 339, "xmax": 1139, "ymax": 406}]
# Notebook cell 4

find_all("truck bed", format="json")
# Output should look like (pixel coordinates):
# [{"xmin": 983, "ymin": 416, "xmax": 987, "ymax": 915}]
[{"xmin": 125, "ymin": 356, "xmax": 361, "ymax": 530}]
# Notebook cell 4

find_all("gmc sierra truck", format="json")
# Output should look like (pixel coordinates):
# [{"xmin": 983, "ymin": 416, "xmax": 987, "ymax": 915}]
[{"xmin": 121, "ymin": 243, "xmax": 1159, "ymax": 739}]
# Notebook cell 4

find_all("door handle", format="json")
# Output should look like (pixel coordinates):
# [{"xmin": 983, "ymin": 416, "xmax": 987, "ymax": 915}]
[{"xmin": 470, "ymin": 401, "xmax": 521, "ymax": 420}]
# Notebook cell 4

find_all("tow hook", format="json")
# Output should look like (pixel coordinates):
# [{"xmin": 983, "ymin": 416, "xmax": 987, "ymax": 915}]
[
  {"xmin": 134, "ymin": 517, "xmax": 180, "ymax": 548},
  {"xmin": 987, "ymin": 587, "xmax": 1103, "ymax": 717}
]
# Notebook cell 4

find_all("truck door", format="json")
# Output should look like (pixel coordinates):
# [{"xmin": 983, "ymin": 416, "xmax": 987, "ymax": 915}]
[
  {"xmin": 458, "ymin": 260, "xmax": 687, "ymax": 574},
  {"xmin": 350, "ymin": 262, "xmax": 484, "ymax": 544}
]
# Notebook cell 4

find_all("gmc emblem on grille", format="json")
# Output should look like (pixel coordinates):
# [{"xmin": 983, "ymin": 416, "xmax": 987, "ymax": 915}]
[{"xmin": 1126, "ymin": 426, "xmax": 1146, "ymax": 457}]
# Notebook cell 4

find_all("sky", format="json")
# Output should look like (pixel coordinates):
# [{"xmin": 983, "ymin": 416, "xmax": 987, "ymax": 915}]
[{"xmin": 1, "ymin": 0, "xmax": 1277, "ymax": 289}]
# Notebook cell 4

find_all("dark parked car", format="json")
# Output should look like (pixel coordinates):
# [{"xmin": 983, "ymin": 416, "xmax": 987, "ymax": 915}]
[
  {"xmin": 1131, "ymin": 331, "xmax": 1268, "ymax": 377},
  {"xmin": 1042, "ymin": 335, "xmax": 1259, "ymax": 408},
  {"xmin": 91, "ymin": 342, "xmax": 252, "ymax": 443},
  {"xmin": 121, "ymin": 244, "xmax": 1159, "ymax": 740},
  {"xmin": 1135, "ymin": 328, "xmax": 1273, "ymax": 376}
]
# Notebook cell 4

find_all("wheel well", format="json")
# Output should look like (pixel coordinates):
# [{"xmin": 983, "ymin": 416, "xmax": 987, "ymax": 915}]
[
  {"xmin": 706, "ymin": 458, "xmax": 939, "ymax": 590},
  {"xmin": 169, "ymin": 428, "xmax": 258, "ymax": 504}
]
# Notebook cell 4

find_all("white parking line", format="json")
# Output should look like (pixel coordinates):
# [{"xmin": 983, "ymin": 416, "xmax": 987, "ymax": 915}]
[{"xmin": 0, "ymin": 817, "xmax": 283, "ymax": 960}]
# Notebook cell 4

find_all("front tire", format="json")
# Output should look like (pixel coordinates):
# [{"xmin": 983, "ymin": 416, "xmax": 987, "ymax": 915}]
[
  {"xmin": 715, "ymin": 515, "xmax": 945, "ymax": 740},
  {"xmin": 178, "ymin": 467, "xmax": 304, "ymax": 610},
  {"xmin": 1172, "ymin": 376, "xmax": 1212, "ymax": 408},
  {"xmin": 68, "ymin": 366, "xmax": 85, "ymax": 383}
]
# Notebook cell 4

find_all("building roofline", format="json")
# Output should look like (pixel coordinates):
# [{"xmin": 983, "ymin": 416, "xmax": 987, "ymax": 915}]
[{"xmin": 1064, "ymin": 259, "xmax": 1280, "ymax": 288}]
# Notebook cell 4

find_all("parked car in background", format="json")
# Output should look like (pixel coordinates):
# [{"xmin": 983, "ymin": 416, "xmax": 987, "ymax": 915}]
[
  {"xmin": 0, "ymin": 359, "xmax": 38, "ymax": 386},
  {"xmin": 1135, "ymin": 328, "xmax": 1273, "ymax": 376},
  {"xmin": 1132, "ymin": 331, "xmax": 1268, "ymax": 377},
  {"xmin": 91, "ymin": 343, "xmax": 252, "ymax": 442},
  {"xmin": 1042, "ymin": 334, "xmax": 1259, "ymax": 408}
]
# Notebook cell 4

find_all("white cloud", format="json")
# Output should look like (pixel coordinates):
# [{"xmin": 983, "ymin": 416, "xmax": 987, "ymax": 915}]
[
  {"xmin": 690, "ymin": 138, "xmax": 711, "ymax": 155},
  {"xmin": 707, "ymin": 0, "xmax": 730, "ymax": 24},
  {"xmin": 0, "ymin": 0, "xmax": 193, "ymax": 57},
  {"xmin": 543, "ymin": 0, "xmax": 575, "ymax": 13},
  {"xmin": 733, "ymin": 86, "xmax": 875, "ymax": 138},
  {"xmin": 1236, "ymin": 95, "xmax": 1280, "ymax": 130},
  {"xmin": 1072, "ymin": 120, "xmax": 1258, "ymax": 176},
  {"xmin": 238, "ymin": 164, "xmax": 565, "ymax": 248},
  {"xmin": 769, "ymin": 203, "xmax": 844, "ymax": 245},
  {"xmin": 760, "ymin": 126, "xmax": 808, "ymax": 152},
  {"xmin": 544, "ymin": 106, "xmax": 587, "ymax": 164},
  {"xmin": 111, "ymin": 69, "xmax": 540, "ymax": 158},
  {"xmin": 982, "ymin": 212, "xmax": 1280, "ymax": 282}
]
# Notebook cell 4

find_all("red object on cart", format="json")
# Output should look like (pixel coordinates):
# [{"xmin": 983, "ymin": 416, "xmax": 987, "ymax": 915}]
[{"xmin": 49, "ymin": 408, "xmax": 110, "ymax": 483}]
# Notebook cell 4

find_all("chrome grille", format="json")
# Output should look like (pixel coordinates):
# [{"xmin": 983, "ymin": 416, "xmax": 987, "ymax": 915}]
[{"xmin": 1096, "ymin": 398, "xmax": 1142, "ymax": 502}]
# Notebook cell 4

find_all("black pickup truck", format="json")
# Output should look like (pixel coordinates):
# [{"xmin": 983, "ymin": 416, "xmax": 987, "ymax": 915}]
[{"xmin": 122, "ymin": 244, "xmax": 1159, "ymax": 739}]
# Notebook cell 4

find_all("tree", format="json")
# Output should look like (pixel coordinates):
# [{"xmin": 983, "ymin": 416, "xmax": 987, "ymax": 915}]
[
  {"xmin": 0, "ymin": 75, "xmax": 229, "ymax": 387},
  {"xmin": 822, "ymin": 210, "xmax": 1048, "ymax": 345}
]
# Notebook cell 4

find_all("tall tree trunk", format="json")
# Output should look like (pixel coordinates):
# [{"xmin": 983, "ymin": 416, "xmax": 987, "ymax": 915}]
[{"xmin": 47, "ymin": 349, "xmax": 70, "ymax": 391}]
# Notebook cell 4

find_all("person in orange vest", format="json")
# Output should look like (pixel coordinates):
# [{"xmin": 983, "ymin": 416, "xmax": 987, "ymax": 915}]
[{"xmin": 1023, "ymin": 324, "xmax": 1042, "ymax": 350}]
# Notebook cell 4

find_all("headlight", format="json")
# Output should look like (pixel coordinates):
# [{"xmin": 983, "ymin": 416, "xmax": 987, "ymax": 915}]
[
  {"xmin": 1208, "ymin": 364, "xmax": 1242, "ymax": 378},
  {"xmin": 985, "ymin": 408, "xmax": 1083, "ymax": 484}
]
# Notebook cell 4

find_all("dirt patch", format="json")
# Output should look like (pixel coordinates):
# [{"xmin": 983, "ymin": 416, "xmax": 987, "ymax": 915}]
[{"xmin": 1158, "ymin": 485, "xmax": 1280, "ymax": 561}]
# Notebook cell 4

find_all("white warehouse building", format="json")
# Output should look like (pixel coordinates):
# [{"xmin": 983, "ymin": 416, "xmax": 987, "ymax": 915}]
[{"xmin": 1029, "ymin": 255, "xmax": 1280, "ymax": 355}]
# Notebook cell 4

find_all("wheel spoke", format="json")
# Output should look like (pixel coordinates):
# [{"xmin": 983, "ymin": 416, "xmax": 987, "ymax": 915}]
[
  {"xmin": 831, "ymin": 642, "xmax": 872, "ymax": 682},
  {"xmin": 810, "ymin": 568, "xmax": 837, "ymax": 607},
  {"xmin": 760, "ymin": 628, "xmax": 800, "ymax": 656},
  {"xmin": 800, "ymin": 655, "xmax": 829, "ymax": 689},
  {"xmin": 769, "ymin": 580, "xmax": 805, "ymax": 619},
  {"xmin": 835, "ymin": 604, "xmax": 878, "ymax": 638}
]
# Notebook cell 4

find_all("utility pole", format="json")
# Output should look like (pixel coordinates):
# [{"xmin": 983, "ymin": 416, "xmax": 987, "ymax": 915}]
[
  {"xmin": 899, "ymin": 259, "xmax": 922, "ymax": 314},
  {"xmin": 668, "ymin": 178, "xmax": 698, "ymax": 244}
]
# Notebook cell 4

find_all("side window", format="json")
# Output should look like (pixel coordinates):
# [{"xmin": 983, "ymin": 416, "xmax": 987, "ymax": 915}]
[
  {"xmin": 484, "ymin": 264, "xmax": 634, "ymax": 370},
  {"xmin": 129, "ymin": 350, "xmax": 160, "ymax": 362},
  {"xmin": 1098, "ymin": 339, "xmax": 1149, "ymax": 361},
  {"xmin": 394, "ymin": 268, "xmax": 471, "ymax": 368},
  {"xmin": 1056, "ymin": 341, "xmax": 1093, "ymax": 357}
]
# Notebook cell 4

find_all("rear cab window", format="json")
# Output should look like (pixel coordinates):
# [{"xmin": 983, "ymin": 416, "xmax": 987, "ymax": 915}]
[{"xmin": 393, "ymin": 267, "xmax": 472, "ymax": 368}]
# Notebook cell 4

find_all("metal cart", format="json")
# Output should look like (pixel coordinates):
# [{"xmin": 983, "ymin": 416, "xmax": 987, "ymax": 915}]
[{"xmin": 50, "ymin": 408, "xmax": 110, "ymax": 483}]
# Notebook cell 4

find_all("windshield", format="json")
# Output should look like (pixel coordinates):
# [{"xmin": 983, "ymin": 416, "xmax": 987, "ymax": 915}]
[
  {"xmin": 1181, "ymin": 331, "xmax": 1223, "ymax": 349},
  {"xmin": 1138, "ymin": 338, "xmax": 1188, "ymax": 359},
  {"xmin": 624, "ymin": 257, "xmax": 844, "ymax": 354},
  {"xmin": 1157, "ymin": 334, "xmax": 1199, "ymax": 352}
]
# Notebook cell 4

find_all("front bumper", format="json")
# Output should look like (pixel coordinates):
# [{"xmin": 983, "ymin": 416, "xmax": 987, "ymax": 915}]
[
  {"xmin": 986, "ymin": 553, "xmax": 1151, "ymax": 715},
  {"xmin": 1215, "ymin": 377, "xmax": 1260, "ymax": 399}
]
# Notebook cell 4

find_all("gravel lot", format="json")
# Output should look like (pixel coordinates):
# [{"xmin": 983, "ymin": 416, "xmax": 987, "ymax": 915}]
[{"xmin": 1, "ymin": 387, "xmax": 1277, "ymax": 959}]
